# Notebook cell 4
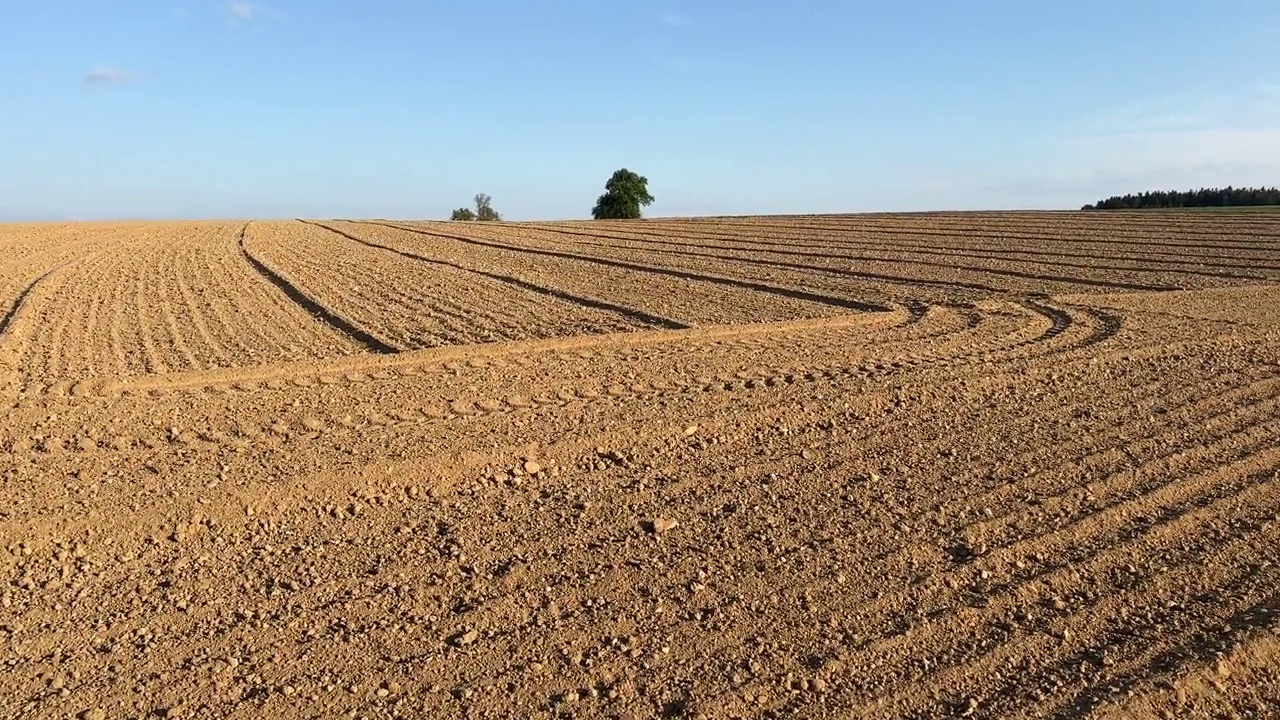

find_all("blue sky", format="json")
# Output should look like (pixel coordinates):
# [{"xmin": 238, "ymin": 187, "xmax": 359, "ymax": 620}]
[{"xmin": 2, "ymin": 1, "xmax": 1279, "ymax": 220}]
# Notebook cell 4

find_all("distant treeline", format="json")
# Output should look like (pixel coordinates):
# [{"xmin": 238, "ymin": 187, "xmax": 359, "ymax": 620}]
[{"xmin": 1083, "ymin": 186, "xmax": 1280, "ymax": 210}]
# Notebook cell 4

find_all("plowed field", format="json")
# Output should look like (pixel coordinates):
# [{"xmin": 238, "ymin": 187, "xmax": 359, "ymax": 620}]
[{"xmin": 2, "ymin": 212, "xmax": 1279, "ymax": 719}]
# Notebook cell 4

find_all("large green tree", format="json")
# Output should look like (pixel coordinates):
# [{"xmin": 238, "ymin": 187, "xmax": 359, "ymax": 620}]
[
  {"xmin": 592, "ymin": 169, "xmax": 654, "ymax": 219},
  {"xmin": 450, "ymin": 207, "xmax": 476, "ymax": 221}
]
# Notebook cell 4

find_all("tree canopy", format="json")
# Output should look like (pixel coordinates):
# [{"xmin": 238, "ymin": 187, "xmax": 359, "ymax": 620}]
[
  {"xmin": 1083, "ymin": 186, "xmax": 1280, "ymax": 210},
  {"xmin": 448, "ymin": 194, "xmax": 501, "ymax": 221},
  {"xmin": 592, "ymin": 169, "xmax": 654, "ymax": 220},
  {"xmin": 474, "ymin": 193, "xmax": 501, "ymax": 221}
]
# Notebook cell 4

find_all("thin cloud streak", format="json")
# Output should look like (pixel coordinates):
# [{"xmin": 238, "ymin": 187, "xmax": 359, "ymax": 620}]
[
  {"xmin": 660, "ymin": 10, "xmax": 690, "ymax": 27},
  {"xmin": 83, "ymin": 67, "xmax": 140, "ymax": 85}
]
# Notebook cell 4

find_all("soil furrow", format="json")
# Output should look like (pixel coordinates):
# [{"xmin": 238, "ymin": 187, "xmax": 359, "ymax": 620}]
[
  {"xmin": 3, "ymin": 213, "xmax": 1279, "ymax": 720},
  {"xmin": 307, "ymin": 221, "xmax": 688, "ymax": 332},
  {"xmin": 370, "ymin": 221, "xmax": 895, "ymax": 312},
  {"xmin": 616, "ymin": 219, "xmax": 1280, "ymax": 274},
  {"xmin": 238, "ymin": 223, "xmax": 400, "ymax": 355}
]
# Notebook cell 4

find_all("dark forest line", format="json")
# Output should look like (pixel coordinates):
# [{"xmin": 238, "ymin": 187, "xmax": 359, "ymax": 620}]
[{"xmin": 1084, "ymin": 186, "xmax": 1280, "ymax": 210}]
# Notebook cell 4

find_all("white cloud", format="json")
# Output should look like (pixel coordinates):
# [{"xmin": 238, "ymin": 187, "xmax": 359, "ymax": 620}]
[
  {"xmin": 226, "ymin": 1, "xmax": 280, "ymax": 25},
  {"xmin": 227, "ymin": 1, "xmax": 256, "ymax": 21},
  {"xmin": 971, "ymin": 85, "xmax": 1280, "ymax": 208},
  {"xmin": 1074, "ymin": 128, "xmax": 1280, "ymax": 177},
  {"xmin": 84, "ymin": 67, "xmax": 140, "ymax": 85},
  {"xmin": 660, "ymin": 10, "xmax": 690, "ymax": 27},
  {"xmin": 1061, "ymin": 86, "xmax": 1280, "ymax": 167}
]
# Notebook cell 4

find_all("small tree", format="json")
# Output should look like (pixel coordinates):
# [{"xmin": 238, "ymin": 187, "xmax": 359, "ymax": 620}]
[
  {"xmin": 450, "ymin": 207, "xmax": 476, "ymax": 221},
  {"xmin": 592, "ymin": 169, "xmax": 654, "ymax": 219},
  {"xmin": 475, "ymin": 193, "xmax": 501, "ymax": 221}
]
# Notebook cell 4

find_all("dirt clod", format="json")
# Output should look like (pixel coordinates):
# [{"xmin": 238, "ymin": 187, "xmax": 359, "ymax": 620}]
[
  {"xmin": 452, "ymin": 629, "xmax": 480, "ymax": 646},
  {"xmin": 645, "ymin": 518, "xmax": 679, "ymax": 535}
]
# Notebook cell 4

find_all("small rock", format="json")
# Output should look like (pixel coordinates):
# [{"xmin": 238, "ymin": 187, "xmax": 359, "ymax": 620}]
[
  {"xmin": 80, "ymin": 710, "xmax": 106, "ymax": 720},
  {"xmin": 452, "ymin": 629, "xmax": 479, "ymax": 646},
  {"xmin": 523, "ymin": 460, "xmax": 542, "ymax": 475},
  {"xmin": 683, "ymin": 425, "xmax": 699, "ymax": 437}
]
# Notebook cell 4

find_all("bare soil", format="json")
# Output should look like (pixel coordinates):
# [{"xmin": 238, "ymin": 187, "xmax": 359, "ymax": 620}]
[{"xmin": 2, "ymin": 211, "xmax": 1279, "ymax": 719}]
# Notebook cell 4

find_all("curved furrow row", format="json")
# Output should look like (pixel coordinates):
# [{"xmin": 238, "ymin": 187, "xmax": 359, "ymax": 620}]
[
  {"xmin": 535, "ymin": 221, "xmax": 1272, "ymax": 291},
  {"xmin": 547, "ymin": 389, "xmax": 1280, "ymax": 674},
  {"xmin": 0, "ymin": 224, "xmax": 107, "ymax": 328},
  {"xmin": 239, "ymin": 223, "xmax": 401, "ymax": 354},
  {"xmin": 670, "ymin": 444, "xmax": 1280, "ymax": 718},
  {"xmin": 61, "ymin": 295, "xmax": 1029, "ymax": 406},
  {"xmin": 2, "ymin": 216, "xmax": 1278, "ymax": 720},
  {"xmin": 631, "ymin": 216, "xmax": 1280, "ymax": 265},
  {"xmin": 7, "ymin": 368, "xmax": 1269, "ymax": 717},
  {"xmin": 310, "ymin": 221, "xmax": 694, "ymax": 332},
  {"xmin": 346, "ymin": 221, "xmax": 873, "ymax": 326},
  {"xmin": 622, "ymin": 218, "xmax": 1280, "ymax": 274},
  {"xmin": 0, "ymin": 299, "xmax": 1191, "ymax": 468},
  {"xmin": 19, "ymin": 247, "xmax": 145, "ymax": 385},
  {"xmin": 7, "ymin": 224, "xmax": 366, "ymax": 389},
  {"xmin": 392, "ymin": 221, "xmax": 994, "ymax": 306},
  {"xmin": 660, "ymin": 212, "xmax": 1280, "ymax": 249},
  {"xmin": 1089, "ymin": 623, "xmax": 1280, "ymax": 719},
  {"xmin": 250, "ymin": 221, "xmax": 663, "ymax": 350}
]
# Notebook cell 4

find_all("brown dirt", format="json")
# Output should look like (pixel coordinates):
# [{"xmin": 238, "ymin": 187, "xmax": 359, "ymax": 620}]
[{"xmin": 2, "ymin": 211, "xmax": 1279, "ymax": 719}]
